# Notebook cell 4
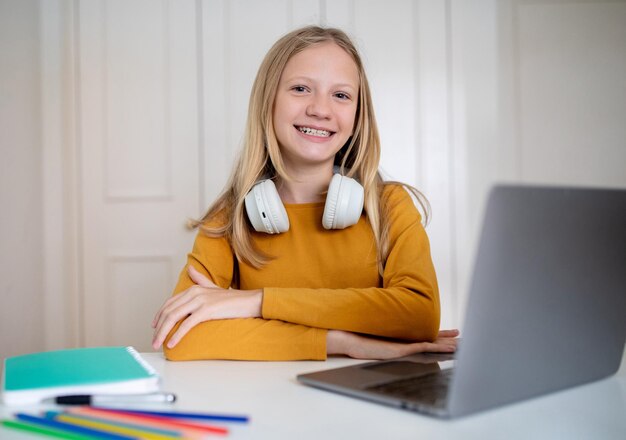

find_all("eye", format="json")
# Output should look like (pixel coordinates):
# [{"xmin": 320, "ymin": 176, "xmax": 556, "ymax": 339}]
[
  {"xmin": 291, "ymin": 85, "xmax": 308, "ymax": 93},
  {"xmin": 334, "ymin": 92, "xmax": 351, "ymax": 100}
]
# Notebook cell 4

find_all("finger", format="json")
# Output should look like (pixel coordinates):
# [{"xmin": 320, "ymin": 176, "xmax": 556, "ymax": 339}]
[
  {"xmin": 188, "ymin": 265, "xmax": 215, "ymax": 288},
  {"xmin": 410, "ymin": 341, "xmax": 456, "ymax": 353},
  {"xmin": 152, "ymin": 297, "xmax": 173, "ymax": 328},
  {"xmin": 166, "ymin": 313, "xmax": 203, "ymax": 349},
  {"xmin": 152, "ymin": 298, "xmax": 180, "ymax": 332},
  {"xmin": 151, "ymin": 293, "xmax": 188, "ymax": 328},
  {"xmin": 423, "ymin": 342, "xmax": 456, "ymax": 353},
  {"xmin": 433, "ymin": 338, "xmax": 458, "ymax": 350},
  {"xmin": 437, "ymin": 329, "xmax": 460, "ymax": 338},
  {"xmin": 152, "ymin": 300, "xmax": 199, "ymax": 349},
  {"xmin": 153, "ymin": 312, "xmax": 184, "ymax": 350},
  {"xmin": 153, "ymin": 269, "xmax": 213, "ymax": 329},
  {"xmin": 152, "ymin": 300, "xmax": 175, "ymax": 328},
  {"xmin": 153, "ymin": 288, "xmax": 202, "ymax": 338}
]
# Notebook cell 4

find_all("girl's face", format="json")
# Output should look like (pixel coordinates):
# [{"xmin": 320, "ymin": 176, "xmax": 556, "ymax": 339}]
[{"xmin": 273, "ymin": 42, "xmax": 359, "ymax": 173}]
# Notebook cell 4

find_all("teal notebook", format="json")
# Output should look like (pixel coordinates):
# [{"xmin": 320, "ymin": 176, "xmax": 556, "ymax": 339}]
[{"xmin": 2, "ymin": 346, "xmax": 159, "ymax": 406}]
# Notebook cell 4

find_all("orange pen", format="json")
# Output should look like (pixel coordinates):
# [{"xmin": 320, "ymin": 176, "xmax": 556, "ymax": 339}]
[{"xmin": 67, "ymin": 407, "xmax": 228, "ymax": 437}]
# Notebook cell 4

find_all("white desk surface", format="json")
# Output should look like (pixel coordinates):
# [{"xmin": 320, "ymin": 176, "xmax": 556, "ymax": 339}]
[{"xmin": 2, "ymin": 351, "xmax": 625, "ymax": 440}]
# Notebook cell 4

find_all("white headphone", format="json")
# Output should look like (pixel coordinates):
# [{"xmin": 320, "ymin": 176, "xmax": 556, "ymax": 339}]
[{"xmin": 244, "ymin": 172, "xmax": 364, "ymax": 234}]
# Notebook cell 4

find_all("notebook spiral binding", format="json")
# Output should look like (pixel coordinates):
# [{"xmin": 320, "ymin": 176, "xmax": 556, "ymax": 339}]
[{"xmin": 126, "ymin": 347, "xmax": 158, "ymax": 376}]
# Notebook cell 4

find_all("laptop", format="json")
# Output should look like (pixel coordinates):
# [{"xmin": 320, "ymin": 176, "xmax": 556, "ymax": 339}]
[{"xmin": 297, "ymin": 184, "xmax": 626, "ymax": 418}]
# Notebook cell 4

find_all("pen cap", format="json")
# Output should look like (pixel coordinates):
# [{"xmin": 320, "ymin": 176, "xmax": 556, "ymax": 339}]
[{"xmin": 56, "ymin": 395, "xmax": 92, "ymax": 405}]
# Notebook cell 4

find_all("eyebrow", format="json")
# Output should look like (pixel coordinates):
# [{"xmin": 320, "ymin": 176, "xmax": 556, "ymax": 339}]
[{"xmin": 284, "ymin": 76, "xmax": 358, "ymax": 91}]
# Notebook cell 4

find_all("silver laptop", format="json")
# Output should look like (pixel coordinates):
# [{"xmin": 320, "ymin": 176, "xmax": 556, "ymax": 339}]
[{"xmin": 297, "ymin": 184, "xmax": 626, "ymax": 418}]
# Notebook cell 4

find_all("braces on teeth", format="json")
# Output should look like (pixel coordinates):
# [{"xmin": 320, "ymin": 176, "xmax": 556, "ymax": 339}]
[{"xmin": 299, "ymin": 126, "xmax": 331, "ymax": 137}]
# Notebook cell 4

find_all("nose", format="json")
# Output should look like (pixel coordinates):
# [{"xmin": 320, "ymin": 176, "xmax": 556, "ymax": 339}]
[{"xmin": 306, "ymin": 93, "xmax": 331, "ymax": 119}]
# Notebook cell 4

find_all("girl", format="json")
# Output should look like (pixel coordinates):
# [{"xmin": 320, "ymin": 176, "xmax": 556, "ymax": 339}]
[{"xmin": 152, "ymin": 26, "xmax": 458, "ymax": 360}]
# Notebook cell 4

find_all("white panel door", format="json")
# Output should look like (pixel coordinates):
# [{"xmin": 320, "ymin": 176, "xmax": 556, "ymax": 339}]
[{"xmin": 78, "ymin": 0, "xmax": 199, "ymax": 350}]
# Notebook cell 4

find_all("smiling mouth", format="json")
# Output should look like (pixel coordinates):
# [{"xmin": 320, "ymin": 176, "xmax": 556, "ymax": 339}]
[{"xmin": 296, "ymin": 126, "xmax": 334, "ymax": 138}]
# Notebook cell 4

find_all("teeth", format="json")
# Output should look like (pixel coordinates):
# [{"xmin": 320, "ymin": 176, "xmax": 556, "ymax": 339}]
[{"xmin": 298, "ymin": 126, "xmax": 331, "ymax": 137}]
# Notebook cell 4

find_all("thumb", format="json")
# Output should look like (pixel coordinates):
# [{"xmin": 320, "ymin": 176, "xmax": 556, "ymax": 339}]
[{"xmin": 187, "ymin": 265, "xmax": 214, "ymax": 288}]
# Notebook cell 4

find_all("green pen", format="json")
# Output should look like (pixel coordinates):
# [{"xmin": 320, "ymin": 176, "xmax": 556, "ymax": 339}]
[{"xmin": 1, "ymin": 419, "xmax": 95, "ymax": 440}]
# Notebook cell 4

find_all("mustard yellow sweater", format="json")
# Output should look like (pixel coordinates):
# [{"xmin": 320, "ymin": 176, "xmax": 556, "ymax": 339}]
[{"xmin": 164, "ymin": 185, "xmax": 440, "ymax": 361}]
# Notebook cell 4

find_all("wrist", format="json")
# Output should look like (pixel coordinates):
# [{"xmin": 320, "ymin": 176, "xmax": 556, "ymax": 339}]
[
  {"xmin": 244, "ymin": 289, "xmax": 263, "ymax": 318},
  {"xmin": 327, "ymin": 330, "xmax": 352, "ymax": 355}
]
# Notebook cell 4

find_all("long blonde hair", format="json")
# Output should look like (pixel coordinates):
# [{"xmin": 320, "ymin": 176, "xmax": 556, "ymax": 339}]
[{"xmin": 192, "ymin": 26, "xmax": 429, "ymax": 274}]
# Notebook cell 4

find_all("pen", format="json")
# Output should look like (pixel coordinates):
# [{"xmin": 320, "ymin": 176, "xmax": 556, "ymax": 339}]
[
  {"xmin": 50, "ymin": 392, "xmax": 177, "ymax": 405},
  {"xmin": 46, "ymin": 411, "xmax": 182, "ymax": 440},
  {"xmin": 2, "ymin": 419, "xmax": 94, "ymax": 440},
  {"xmin": 69, "ymin": 407, "xmax": 229, "ymax": 436},
  {"xmin": 112, "ymin": 408, "xmax": 249, "ymax": 423},
  {"xmin": 15, "ymin": 413, "xmax": 134, "ymax": 440}
]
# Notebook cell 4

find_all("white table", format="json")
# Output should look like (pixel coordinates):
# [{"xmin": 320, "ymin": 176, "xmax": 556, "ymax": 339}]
[{"xmin": 2, "ymin": 351, "xmax": 625, "ymax": 439}]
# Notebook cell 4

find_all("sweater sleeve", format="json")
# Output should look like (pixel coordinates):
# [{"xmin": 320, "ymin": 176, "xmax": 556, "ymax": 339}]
[
  {"xmin": 163, "ymin": 228, "xmax": 327, "ymax": 361},
  {"xmin": 261, "ymin": 185, "xmax": 440, "ymax": 341}
]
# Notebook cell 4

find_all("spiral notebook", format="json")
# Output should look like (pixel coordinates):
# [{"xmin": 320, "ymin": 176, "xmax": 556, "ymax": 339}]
[{"xmin": 2, "ymin": 346, "xmax": 160, "ymax": 406}]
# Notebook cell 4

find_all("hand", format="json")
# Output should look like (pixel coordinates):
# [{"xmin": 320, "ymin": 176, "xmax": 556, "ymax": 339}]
[
  {"xmin": 151, "ymin": 265, "xmax": 262, "ymax": 350},
  {"xmin": 327, "ymin": 329, "xmax": 460, "ymax": 360}
]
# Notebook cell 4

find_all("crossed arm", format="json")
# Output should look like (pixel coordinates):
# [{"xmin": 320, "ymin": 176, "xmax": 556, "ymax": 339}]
[
  {"xmin": 153, "ymin": 186, "xmax": 459, "ymax": 360},
  {"xmin": 152, "ymin": 265, "xmax": 458, "ymax": 360}
]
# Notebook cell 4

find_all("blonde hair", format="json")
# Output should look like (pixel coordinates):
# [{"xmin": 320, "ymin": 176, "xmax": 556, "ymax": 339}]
[{"xmin": 192, "ymin": 26, "xmax": 429, "ymax": 274}]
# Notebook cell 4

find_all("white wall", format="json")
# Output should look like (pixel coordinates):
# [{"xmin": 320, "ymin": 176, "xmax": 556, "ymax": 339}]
[{"xmin": 0, "ymin": 0, "xmax": 45, "ymax": 365}]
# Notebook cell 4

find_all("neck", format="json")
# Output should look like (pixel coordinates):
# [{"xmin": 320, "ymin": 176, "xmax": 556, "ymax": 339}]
[{"xmin": 275, "ymin": 164, "xmax": 334, "ymax": 204}]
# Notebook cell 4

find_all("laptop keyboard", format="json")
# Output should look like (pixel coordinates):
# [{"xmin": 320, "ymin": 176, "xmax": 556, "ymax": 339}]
[{"xmin": 364, "ymin": 369, "xmax": 453, "ymax": 408}]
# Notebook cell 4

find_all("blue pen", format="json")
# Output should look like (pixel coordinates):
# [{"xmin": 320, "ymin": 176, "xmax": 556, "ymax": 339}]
[
  {"xmin": 15, "ymin": 413, "xmax": 136, "ymax": 440},
  {"xmin": 109, "ymin": 408, "xmax": 249, "ymax": 423}
]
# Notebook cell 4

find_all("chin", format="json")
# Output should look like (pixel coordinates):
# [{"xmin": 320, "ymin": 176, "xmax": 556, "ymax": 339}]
[{"xmin": 284, "ymin": 147, "xmax": 342, "ymax": 166}]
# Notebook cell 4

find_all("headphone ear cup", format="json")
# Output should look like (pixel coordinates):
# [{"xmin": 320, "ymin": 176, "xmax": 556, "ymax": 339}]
[
  {"xmin": 322, "ymin": 174, "xmax": 364, "ymax": 229},
  {"xmin": 322, "ymin": 174, "xmax": 341, "ymax": 229},
  {"xmin": 244, "ymin": 180, "xmax": 289, "ymax": 234}
]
